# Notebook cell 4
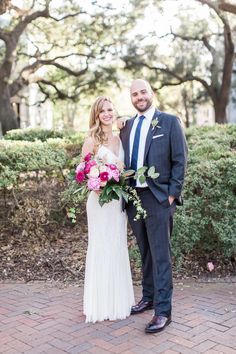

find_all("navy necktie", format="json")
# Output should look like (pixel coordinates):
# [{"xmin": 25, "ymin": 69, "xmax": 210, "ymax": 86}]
[{"xmin": 131, "ymin": 115, "xmax": 145, "ymax": 171}]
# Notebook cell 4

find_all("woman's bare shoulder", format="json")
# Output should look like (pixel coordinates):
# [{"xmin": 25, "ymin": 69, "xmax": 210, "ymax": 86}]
[
  {"xmin": 83, "ymin": 136, "xmax": 95, "ymax": 145},
  {"xmin": 82, "ymin": 136, "xmax": 96, "ymax": 157}
]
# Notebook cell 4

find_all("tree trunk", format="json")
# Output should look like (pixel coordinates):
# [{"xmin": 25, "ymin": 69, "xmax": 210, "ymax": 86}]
[
  {"xmin": 0, "ymin": 86, "xmax": 18, "ymax": 135},
  {"xmin": 213, "ymin": 101, "xmax": 227, "ymax": 124},
  {"xmin": 182, "ymin": 89, "xmax": 190, "ymax": 128}
]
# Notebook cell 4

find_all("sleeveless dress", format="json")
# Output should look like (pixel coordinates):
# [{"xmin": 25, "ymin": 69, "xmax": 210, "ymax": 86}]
[{"xmin": 83, "ymin": 143, "xmax": 135, "ymax": 323}]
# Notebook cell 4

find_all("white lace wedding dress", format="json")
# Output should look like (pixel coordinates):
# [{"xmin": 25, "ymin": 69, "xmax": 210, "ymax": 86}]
[{"xmin": 83, "ymin": 143, "xmax": 135, "ymax": 323}]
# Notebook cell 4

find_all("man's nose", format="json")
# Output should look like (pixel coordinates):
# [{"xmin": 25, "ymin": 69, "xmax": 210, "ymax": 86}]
[{"xmin": 137, "ymin": 93, "xmax": 143, "ymax": 100}]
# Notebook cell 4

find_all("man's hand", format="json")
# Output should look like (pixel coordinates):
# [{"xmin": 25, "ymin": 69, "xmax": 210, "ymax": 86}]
[
  {"xmin": 168, "ymin": 195, "xmax": 175, "ymax": 206},
  {"xmin": 116, "ymin": 117, "xmax": 127, "ymax": 130}
]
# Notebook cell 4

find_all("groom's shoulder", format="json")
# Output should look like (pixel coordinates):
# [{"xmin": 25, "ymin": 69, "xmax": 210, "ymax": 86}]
[
  {"xmin": 121, "ymin": 115, "xmax": 136, "ymax": 130},
  {"xmin": 127, "ymin": 114, "xmax": 137, "ymax": 123},
  {"xmin": 159, "ymin": 110, "xmax": 182, "ymax": 126}
]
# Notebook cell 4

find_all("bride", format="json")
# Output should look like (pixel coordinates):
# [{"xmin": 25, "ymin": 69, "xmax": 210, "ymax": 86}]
[{"xmin": 82, "ymin": 96, "xmax": 135, "ymax": 323}]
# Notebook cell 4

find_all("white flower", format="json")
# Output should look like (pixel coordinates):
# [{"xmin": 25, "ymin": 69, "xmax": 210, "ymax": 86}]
[
  {"xmin": 100, "ymin": 180, "xmax": 108, "ymax": 187},
  {"xmin": 151, "ymin": 118, "xmax": 161, "ymax": 130},
  {"xmin": 89, "ymin": 166, "xmax": 100, "ymax": 178},
  {"xmin": 99, "ymin": 165, "xmax": 108, "ymax": 173}
]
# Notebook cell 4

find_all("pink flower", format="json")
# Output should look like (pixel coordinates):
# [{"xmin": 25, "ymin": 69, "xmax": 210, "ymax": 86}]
[
  {"xmin": 87, "ymin": 177, "xmax": 101, "ymax": 190},
  {"xmin": 84, "ymin": 153, "xmax": 92, "ymax": 162},
  {"xmin": 108, "ymin": 164, "xmax": 118, "ymax": 170},
  {"xmin": 207, "ymin": 262, "xmax": 214, "ymax": 272},
  {"xmin": 100, "ymin": 172, "xmax": 109, "ymax": 182},
  {"xmin": 76, "ymin": 162, "xmax": 85, "ymax": 173},
  {"xmin": 84, "ymin": 160, "xmax": 97, "ymax": 174},
  {"xmin": 76, "ymin": 170, "xmax": 85, "ymax": 183},
  {"xmin": 108, "ymin": 168, "xmax": 120, "ymax": 182}
]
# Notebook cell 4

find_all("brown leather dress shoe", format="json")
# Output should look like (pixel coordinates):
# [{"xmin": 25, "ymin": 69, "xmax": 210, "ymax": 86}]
[
  {"xmin": 145, "ymin": 315, "xmax": 171, "ymax": 333},
  {"xmin": 131, "ymin": 300, "xmax": 153, "ymax": 315}
]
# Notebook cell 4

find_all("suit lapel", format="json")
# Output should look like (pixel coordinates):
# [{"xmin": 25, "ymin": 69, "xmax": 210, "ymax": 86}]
[
  {"xmin": 124, "ymin": 116, "xmax": 136, "ymax": 168},
  {"xmin": 144, "ymin": 109, "xmax": 163, "ymax": 161}
]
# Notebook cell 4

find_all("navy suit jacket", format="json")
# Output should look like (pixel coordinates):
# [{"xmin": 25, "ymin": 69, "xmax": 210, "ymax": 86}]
[{"xmin": 120, "ymin": 109, "xmax": 188, "ymax": 205}]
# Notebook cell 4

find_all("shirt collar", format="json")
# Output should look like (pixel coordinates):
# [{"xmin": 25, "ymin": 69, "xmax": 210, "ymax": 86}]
[{"xmin": 137, "ymin": 106, "xmax": 155, "ymax": 123}]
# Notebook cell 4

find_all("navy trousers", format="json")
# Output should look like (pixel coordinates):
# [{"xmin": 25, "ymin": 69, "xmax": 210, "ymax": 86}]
[{"xmin": 126, "ymin": 189, "xmax": 176, "ymax": 317}]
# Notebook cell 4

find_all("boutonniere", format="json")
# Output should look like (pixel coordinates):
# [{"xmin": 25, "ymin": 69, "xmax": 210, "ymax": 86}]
[{"xmin": 151, "ymin": 118, "xmax": 161, "ymax": 130}]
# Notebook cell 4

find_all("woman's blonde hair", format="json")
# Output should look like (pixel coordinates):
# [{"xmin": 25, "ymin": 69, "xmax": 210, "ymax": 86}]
[{"xmin": 89, "ymin": 96, "xmax": 113, "ymax": 145}]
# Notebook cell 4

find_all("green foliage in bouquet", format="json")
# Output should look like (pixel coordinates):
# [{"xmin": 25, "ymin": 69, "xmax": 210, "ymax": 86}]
[
  {"xmin": 99, "ymin": 166, "xmax": 159, "ymax": 207},
  {"xmin": 62, "ymin": 165, "xmax": 159, "ymax": 223}
]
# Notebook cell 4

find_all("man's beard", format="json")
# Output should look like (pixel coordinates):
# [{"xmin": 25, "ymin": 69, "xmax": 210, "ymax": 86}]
[{"xmin": 134, "ymin": 100, "xmax": 152, "ymax": 112}]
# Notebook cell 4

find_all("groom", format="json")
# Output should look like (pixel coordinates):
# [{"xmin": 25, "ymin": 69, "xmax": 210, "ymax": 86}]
[{"xmin": 120, "ymin": 79, "xmax": 188, "ymax": 333}]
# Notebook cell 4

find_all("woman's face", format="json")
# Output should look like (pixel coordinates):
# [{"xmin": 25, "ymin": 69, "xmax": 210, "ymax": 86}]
[{"xmin": 98, "ymin": 101, "xmax": 114, "ymax": 126}]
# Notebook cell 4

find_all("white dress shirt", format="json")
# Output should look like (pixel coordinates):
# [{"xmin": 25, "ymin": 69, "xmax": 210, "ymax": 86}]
[{"xmin": 129, "ymin": 106, "xmax": 155, "ymax": 187}]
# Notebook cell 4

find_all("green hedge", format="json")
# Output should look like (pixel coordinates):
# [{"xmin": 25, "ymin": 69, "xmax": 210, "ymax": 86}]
[
  {"xmin": 0, "ymin": 137, "xmax": 83, "ymax": 189},
  {"xmin": 1, "ymin": 125, "xmax": 236, "ymax": 264},
  {"xmin": 4, "ymin": 127, "xmax": 67, "ymax": 142},
  {"xmin": 172, "ymin": 124, "xmax": 236, "ymax": 264}
]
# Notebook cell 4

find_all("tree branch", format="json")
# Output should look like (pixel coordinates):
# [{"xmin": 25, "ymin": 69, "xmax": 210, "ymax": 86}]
[
  {"xmin": 37, "ymin": 80, "xmax": 79, "ymax": 100},
  {"xmin": 0, "ymin": 30, "xmax": 9, "ymax": 43},
  {"xmin": 9, "ymin": 77, "xmax": 29, "ymax": 97},
  {"xmin": 0, "ymin": 0, "xmax": 11, "ymax": 15},
  {"xmin": 23, "ymin": 56, "xmax": 89, "ymax": 77},
  {"xmin": 135, "ymin": 60, "xmax": 214, "ymax": 97},
  {"xmin": 202, "ymin": 36, "xmax": 217, "ymax": 56},
  {"xmin": 9, "ymin": 53, "xmax": 90, "ymax": 97},
  {"xmin": 42, "ymin": 60, "xmax": 89, "ymax": 77},
  {"xmin": 218, "ymin": 0, "xmax": 236, "ymax": 14},
  {"xmin": 48, "ymin": 11, "xmax": 87, "ymax": 21},
  {"xmin": 170, "ymin": 29, "xmax": 218, "ymax": 57},
  {"xmin": 10, "ymin": 8, "xmax": 50, "ymax": 45},
  {"xmin": 197, "ymin": 0, "xmax": 231, "ymax": 29}
]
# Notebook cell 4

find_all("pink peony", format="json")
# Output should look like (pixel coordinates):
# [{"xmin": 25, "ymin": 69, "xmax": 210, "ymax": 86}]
[
  {"xmin": 84, "ymin": 153, "xmax": 92, "ymax": 162},
  {"xmin": 76, "ymin": 162, "xmax": 85, "ymax": 173},
  {"xmin": 108, "ymin": 164, "xmax": 118, "ymax": 170},
  {"xmin": 76, "ymin": 170, "xmax": 85, "ymax": 183},
  {"xmin": 100, "ymin": 171, "xmax": 109, "ymax": 182},
  {"xmin": 87, "ymin": 177, "xmax": 101, "ymax": 190},
  {"xmin": 108, "ymin": 168, "xmax": 120, "ymax": 182},
  {"xmin": 84, "ymin": 160, "xmax": 97, "ymax": 174}
]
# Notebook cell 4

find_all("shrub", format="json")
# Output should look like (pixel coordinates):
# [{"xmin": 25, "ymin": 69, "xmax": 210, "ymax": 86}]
[
  {"xmin": 0, "ymin": 140, "xmax": 67, "ymax": 189},
  {"xmin": 172, "ymin": 124, "xmax": 236, "ymax": 265},
  {"xmin": 0, "ymin": 135, "xmax": 83, "ymax": 189},
  {"xmin": 5, "ymin": 127, "xmax": 66, "ymax": 142}
]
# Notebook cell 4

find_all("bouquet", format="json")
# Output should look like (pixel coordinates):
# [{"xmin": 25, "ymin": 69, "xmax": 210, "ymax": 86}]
[{"xmin": 67, "ymin": 152, "xmax": 159, "ymax": 222}]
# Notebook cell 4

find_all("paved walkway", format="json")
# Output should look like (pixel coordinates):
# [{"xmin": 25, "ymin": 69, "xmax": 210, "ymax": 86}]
[{"xmin": 0, "ymin": 281, "xmax": 236, "ymax": 354}]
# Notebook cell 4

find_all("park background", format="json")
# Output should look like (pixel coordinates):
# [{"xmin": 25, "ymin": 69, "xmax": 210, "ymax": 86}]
[{"xmin": 0, "ymin": 0, "xmax": 236, "ymax": 283}]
